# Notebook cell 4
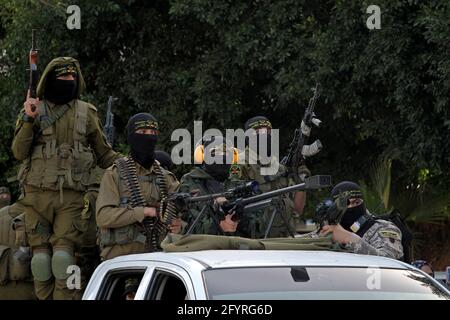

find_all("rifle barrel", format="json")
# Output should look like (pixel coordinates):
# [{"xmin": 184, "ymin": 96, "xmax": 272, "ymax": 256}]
[{"xmin": 240, "ymin": 175, "xmax": 331, "ymax": 206}]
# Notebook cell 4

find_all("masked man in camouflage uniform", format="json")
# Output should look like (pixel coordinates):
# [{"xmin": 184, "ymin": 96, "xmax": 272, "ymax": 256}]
[
  {"xmin": 0, "ymin": 187, "xmax": 11, "ymax": 210},
  {"xmin": 179, "ymin": 135, "xmax": 260, "ymax": 237},
  {"xmin": 239, "ymin": 116, "xmax": 308, "ymax": 238},
  {"xmin": 96, "ymin": 113, "xmax": 182, "ymax": 260},
  {"xmin": 12, "ymin": 57, "xmax": 119, "ymax": 299},
  {"xmin": 0, "ymin": 201, "xmax": 36, "ymax": 300},
  {"xmin": 320, "ymin": 181, "xmax": 404, "ymax": 260}
]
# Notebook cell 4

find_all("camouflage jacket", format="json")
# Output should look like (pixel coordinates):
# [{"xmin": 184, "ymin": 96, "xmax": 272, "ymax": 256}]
[
  {"xmin": 178, "ymin": 167, "xmax": 264, "ymax": 238},
  {"xmin": 237, "ymin": 147, "xmax": 297, "ymax": 237},
  {"xmin": 297, "ymin": 217, "xmax": 404, "ymax": 260},
  {"xmin": 346, "ymin": 219, "xmax": 403, "ymax": 260}
]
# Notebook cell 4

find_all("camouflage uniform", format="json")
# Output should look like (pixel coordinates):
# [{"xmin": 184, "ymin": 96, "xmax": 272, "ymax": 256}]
[
  {"xmin": 96, "ymin": 159, "xmax": 179, "ymax": 261},
  {"xmin": 239, "ymin": 147, "xmax": 297, "ymax": 238},
  {"xmin": 345, "ymin": 219, "xmax": 403, "ymax": 260},
  {"xmin": 297, "ymin": 216, "xmax": 403, "ymax": 260},
  {"xmin": 11, "ymin": 57, "xmax": 118, "ymax": 299},
  {"xmin": 179, "ymin": 166, "xmax": 263, "ymax": 238},
  {"xmin": 0, "ymin": 202, "xmax": 36, "ymax": 300}
]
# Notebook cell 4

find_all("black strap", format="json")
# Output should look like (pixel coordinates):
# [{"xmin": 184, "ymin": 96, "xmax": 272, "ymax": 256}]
[
  {"xmin": 355, "ymin": 214, "xmax": 376, "ymax": 237},
  {"xmin": 39, "ymin": 103, "xmax": 70, "ymax": 132}
]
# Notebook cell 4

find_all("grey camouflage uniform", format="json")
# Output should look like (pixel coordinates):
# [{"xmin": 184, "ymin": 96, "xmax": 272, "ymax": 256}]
[
  {"xmin": 297, "ymin": 218, "xmax": 403, "ymax": 260},
  {"xmin": 345, "ymin": 219, "xmax": 403, "ymax": 260}
]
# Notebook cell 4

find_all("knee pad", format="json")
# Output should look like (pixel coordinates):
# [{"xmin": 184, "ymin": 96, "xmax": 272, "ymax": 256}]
[
  {"xmin": 31, "ymin": 250, "xmax": 52, "ymax": 282},
  {"xmin": 51, "ymin": 247, "xmax": 75, "ymax": 280}
]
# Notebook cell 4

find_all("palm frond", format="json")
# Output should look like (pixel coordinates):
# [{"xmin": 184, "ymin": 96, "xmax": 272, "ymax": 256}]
[{"xmin": 404, "ymin": 194, "xmax": 450, "ymax": 224}]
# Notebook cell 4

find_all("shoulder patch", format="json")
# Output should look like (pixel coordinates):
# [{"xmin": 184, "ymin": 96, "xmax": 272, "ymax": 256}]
[
  {"xmin": 81, "ymin": 194, "xmax": 90, "ymax": 217},
  {"xmin": 229, "ymin": 164, "xmax": 242, "ymax": 179},
  {"xmin": 378, "ymin": 230, "xmax": 401, "ymax": 241}
]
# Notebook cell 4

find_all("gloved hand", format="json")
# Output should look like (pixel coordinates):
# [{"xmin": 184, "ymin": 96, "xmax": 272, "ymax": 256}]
[{"xmin": 297, "ymin": 165, "xmax": 311, "ymax": 182}]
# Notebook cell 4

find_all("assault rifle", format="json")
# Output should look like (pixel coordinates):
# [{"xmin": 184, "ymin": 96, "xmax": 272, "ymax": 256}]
[
  {"xmin": 28, "ymin": 29, "xmax": 39, "ymax": 112},
  {"xmin": 104, "ymin": 96, "xmax": 117, "ymax": 146},
  {"xmin": 169, "ymin": 181, "xmax": 260, "ymax": 216},
  {"xmin": 180, "ymin": 175, "xmax": 332, "ymax": 236},
  {"xmin": 281, "ymin": 84, "xmax": 322, "ymax": 183}
]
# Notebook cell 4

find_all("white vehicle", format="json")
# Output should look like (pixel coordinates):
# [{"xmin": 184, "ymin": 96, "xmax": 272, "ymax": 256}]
[{"xmin": 83, "ymin": 250, "xmax": 450, "ymax": 300}]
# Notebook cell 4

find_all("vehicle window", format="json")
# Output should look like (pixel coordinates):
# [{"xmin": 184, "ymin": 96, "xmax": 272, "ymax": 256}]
[
  {"xmin": 146, "ymin": 270, "xmax": 188, "ymax": 301},
  {"xmin": 203, "ymin": 267, "xmax": 450, "ymax": 300},
  {"xmin": 97, "ymin": 268, "xmax": 146, "ymax": 300}
]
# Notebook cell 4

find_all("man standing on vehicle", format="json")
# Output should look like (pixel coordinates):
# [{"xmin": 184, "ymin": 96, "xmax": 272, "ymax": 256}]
[{"xmin": 12, "ymin": 57, "xmax": 119, "ymax": 300}]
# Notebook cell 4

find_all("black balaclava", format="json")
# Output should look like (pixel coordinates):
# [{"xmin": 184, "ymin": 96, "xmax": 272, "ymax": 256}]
[
  {"xmin": 201, "ymin": 136, "xmax": 233, "ymax": 182},
  {"xmin": 126, "ymin": 113, "xmax": 159, "ymax": 169},
  {"xmin": 204, "ymin": 162, "xmax": 230, "ymax": 182},
  {"xmin": 244, "ymin": 116, "xmax": 273, "ymax": 157},
  {"xmin": 44, "ymin": 64, "xmax": 78, "ymax": 105},
  {"xmin": 331, "ymin": 181, "xmax": 366, "ymax": 231}
]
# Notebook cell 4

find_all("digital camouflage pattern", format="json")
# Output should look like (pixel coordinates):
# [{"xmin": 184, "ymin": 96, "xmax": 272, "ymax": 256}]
[
  {"xmin": 346, "ymin": 219, "xmax": 403, "ymax": 260},
  {"xmin": 297, "ymin": 218, "xmax": 403, "ymax": 260},
  {"xmin": 179, "ymin": 166, "xmax": 265, "ymax": 238},
  {"xmin": 238, "ymin": 147, "xmax": 297, "ymax": 237}
]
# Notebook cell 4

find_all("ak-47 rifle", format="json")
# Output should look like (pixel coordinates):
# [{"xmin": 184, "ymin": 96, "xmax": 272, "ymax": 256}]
[
  {"xmin": 281, "ymin": 84, "xmax": 322, "ymax": 183},
  {"xmin": 178, "ymin": 175, "xmax": 332, "ymax": 235},
  {"xmin": 104, "ymin": 96, "xmax": 116, "ymax": 146},
  {"xmin": 28, "ymin": 29, "xmax": 39, "ymax": 112}
]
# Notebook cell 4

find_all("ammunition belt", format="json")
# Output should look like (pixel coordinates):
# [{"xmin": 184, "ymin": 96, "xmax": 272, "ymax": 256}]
[
  {"xmin": 154, "ymin": 162, "xmax": 178, "ymax": 240},
  {"xmin": 116, "ymin": 156, "xmax": 159, "ymax": 251}
]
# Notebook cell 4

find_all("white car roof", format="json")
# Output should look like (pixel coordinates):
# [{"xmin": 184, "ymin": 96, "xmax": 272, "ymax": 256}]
[{"xmin": 106, "ymin": 250, "xmax": 411, "ymax": 270}]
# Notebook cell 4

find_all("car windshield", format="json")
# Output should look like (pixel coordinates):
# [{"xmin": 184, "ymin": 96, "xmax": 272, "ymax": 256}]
[{"xmin": 203, "ymin": 267, "xmax": 449, "ymax": 300}]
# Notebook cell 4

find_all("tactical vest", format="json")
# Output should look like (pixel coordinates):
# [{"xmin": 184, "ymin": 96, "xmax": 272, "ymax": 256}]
[
  {"xmin": 0, "ymin": 207, "xmax": 31, "ymax": 284},
  {"xmin": 18, "ymin": 100, "xmax": 95, "ymax": 195},
  {"xmin": 99, "ymin": 161, "xmax": 167, "ymax": 249}
]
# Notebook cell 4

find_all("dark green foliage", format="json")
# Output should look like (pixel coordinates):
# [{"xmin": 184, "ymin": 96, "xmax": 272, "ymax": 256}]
[{"xmin": 0, "ymin": 0, "xmax": 448, "ymax": 207}]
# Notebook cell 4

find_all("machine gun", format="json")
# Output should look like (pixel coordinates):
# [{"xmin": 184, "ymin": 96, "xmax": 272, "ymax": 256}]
[
  {"xmin": 183, "ymin": 175, "xmax": 332, "ymax": 236},
  {"xmin": 103, "ymin": 96, "xmax": 116, "ymax": 146},
  {"xmin": 169, "ymin": 180, "xmax": 260, "ymax": 213},
  {"xmin": 28, "ymin": 29, "xmax": 39, "ymax": 112},
  {"xmin": 281, "ymin": 84, "xmax": 322, "ymax": 183}
]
